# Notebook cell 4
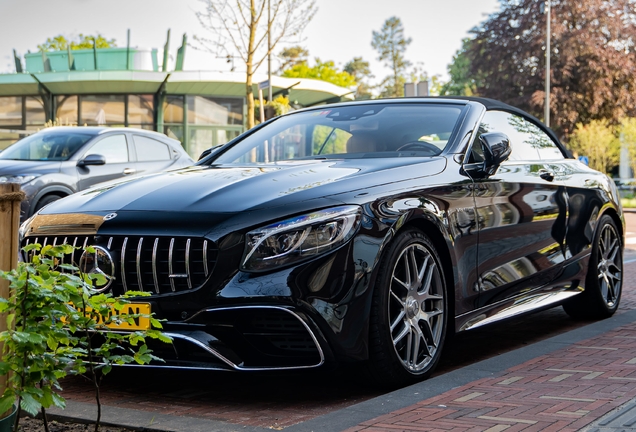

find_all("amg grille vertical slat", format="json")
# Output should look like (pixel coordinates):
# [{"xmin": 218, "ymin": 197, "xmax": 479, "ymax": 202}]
[
  {"xmin": 43, "ymin": 238, "xmax": 48, "ymax": 247},
  {"xmin": 136, "ymin": 237, "xmax": 144, "ymax": 292},
  {"xmin": 169, "ymin": 238, "xmax": 176, "ymax": 292},
  {"xmin": 121, "ymin": 237, "xmax": 128, "ymax": 292},
  {"xmin": 22, "ymin": 235, "xmax": 216, "ymax": 296},
  {"xmin": 152, "ymin": 238, "xmax": 160, "ymax": 294},
  {"xmin": 203, "ymin": 240, "xmax": 209, "ymax": 277},
  {"xmin": 82, "ymin": 238, "xmax": 88, "ymax": 249},
  {"xmin": 185, "ymin": 239, "xmax": 192, "ymax": 289}
]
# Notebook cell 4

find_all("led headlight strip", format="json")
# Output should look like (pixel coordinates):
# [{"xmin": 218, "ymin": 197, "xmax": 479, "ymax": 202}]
[{"xmin": 241, "ymin": 205, "xmax": 362, "ymax": 272}]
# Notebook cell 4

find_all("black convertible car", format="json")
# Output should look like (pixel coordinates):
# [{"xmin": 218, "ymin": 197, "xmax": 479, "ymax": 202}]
[{"xmin": 19, "ymin": 97, "xmax": 623, "ymax": 386}]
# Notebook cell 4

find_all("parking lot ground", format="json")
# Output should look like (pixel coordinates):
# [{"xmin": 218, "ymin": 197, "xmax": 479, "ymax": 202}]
[{"xmin": 46, "ymin": 212, "xmax": 636, "ymax": 432}]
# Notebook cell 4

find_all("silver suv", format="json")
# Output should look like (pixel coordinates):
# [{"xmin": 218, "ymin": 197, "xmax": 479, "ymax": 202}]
[{"xmin": 0, "ymin": 127, "xmax": 194, "ymax": 220}]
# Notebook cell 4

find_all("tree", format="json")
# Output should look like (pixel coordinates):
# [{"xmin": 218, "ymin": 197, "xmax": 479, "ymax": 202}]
[
  {"xmin": 38, "ymin": 34, "xmax": 116, "ymax": 52},
  {"xmin": 344, "ymin": 57, "xmax": 374, "ymax": 99},
  {"xmin": 282, "ymin": 58, "xmax": 356, "ymax": 88},
  {"xmin": 277, "ymin": 45, "xmax": 308, "ymax": 73},
  {"xmin": 466, "ymin": 0, "xmax": 636, "ymax": 138},
  {"xmin": 195, "ymin": 0, "xmax": 317, "ymax": 129},
  {"xmin": 371, "ymin": 17, "xmax": 412, "ymax": 98},
  {"xmin": 440, "ymin": 38, "xmax": 480, "ymax": 96},
  {"xmin": 567, "ymin": 120, "xmax": 620, "ymax": 174}
]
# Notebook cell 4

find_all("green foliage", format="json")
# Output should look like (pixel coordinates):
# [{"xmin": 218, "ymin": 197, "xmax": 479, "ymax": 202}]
[
  {"xmin": 567, "ymin": 120, "xmax": 620, "ymax": 174},
  {"xmin": 344, "ymin": 57, "xmax": 374, "ymax": 99},
  {"xmin": 372, "ymin": 16, "xmax": 412, "ymax": 98},
  {"xmin": 277, "ymin": 46, "xmax": 309, "ymax": 74},
  {"xmin": 0, "ymin": 244, "xmax": 169, "ymax": 431},
  {"xmin": 38, "ymin": 34, "xmax": 117, "ymax": 52},
  {"xmin": 440, "ymin": 38, "xmax": 480, "ymax": 96},
  {"xmin": 255, "ymin": 95, "xmax": 292, "ymax": 124},
  {"xmin": 282, "ymin": 58, "xmax": 356, "ymax": 88}
]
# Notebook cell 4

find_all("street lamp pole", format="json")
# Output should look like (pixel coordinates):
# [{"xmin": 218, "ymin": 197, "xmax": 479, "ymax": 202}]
[
  {"xmin": 267, "ymin": 0, "xmax": 272, "ymax": 103},
  {"xmin": 544, "ymin": 0, "xmax": 551, "ymax": 127}
]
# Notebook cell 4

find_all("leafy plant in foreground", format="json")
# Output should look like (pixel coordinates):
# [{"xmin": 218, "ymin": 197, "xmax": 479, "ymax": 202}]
[{"xmin": 0, "ymin": 244, "xmax": 171, "ymax": 432}]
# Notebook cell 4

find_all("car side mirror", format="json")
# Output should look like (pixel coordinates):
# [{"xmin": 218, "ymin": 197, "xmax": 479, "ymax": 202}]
[
  {"xmin": 77, "ymin": 154, "xmax": 106, "ymax": 167},
  {"xmin": 198, "ymin": 144, "xmax": 226, "ymax": 161},
  {"xmin": 480, "ymin": 132, "xmax": 511, "ymax": 176}
]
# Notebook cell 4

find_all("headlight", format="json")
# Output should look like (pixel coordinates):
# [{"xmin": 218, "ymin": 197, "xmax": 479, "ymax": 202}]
[
  {"xmin": 241, "ymin": 205, "xmax": 362, "ymax": 272},
  {"xmin": 0, "ymin": 175, "xmax": 39, "ymax": 185}
]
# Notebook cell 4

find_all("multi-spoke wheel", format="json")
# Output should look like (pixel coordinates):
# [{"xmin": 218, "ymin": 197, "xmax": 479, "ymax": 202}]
[
  {"xmin": 564, "ymin": 215, "xmax": 623, "ymax": 319},
  {"xmin": 366, "ymin": 230, "xmax": 448, "ymax": 387}
]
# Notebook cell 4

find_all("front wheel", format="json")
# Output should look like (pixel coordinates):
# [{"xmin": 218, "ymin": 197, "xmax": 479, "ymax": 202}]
[
  {"xmin": 366, "ymin": 230, "xmax": 448, "ymax": 387},
  {"xmin": 563, "ymin": 214, "xmax": 623, "ymax": 319}
]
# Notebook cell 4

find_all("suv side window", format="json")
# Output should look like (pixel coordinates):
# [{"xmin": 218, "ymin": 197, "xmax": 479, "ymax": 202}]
[
  {"xmin": 85, "ymin": 135, "xmax": 129, "ymax": 163},
  {"xmin": 133, "ymin": 135, "xmax": 172, "ymax": 161}
]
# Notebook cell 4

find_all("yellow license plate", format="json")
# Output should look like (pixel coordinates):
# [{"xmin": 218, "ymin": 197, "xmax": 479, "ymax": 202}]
[
  {"xmin": 70, "ymin": 303, "xmax": 152, "ymax": 331},
  {"xmin": 105, "ymin": 303, "xmax": 152, "ymax": 330}
]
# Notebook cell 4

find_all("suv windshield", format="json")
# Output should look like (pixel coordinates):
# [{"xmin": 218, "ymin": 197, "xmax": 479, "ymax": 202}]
[
  {"xmin": 0, "ymin": 131, "xmax": 93, "ymax": 161},
  {"xmin": 213, "ymin": 103, "xmax": 463, "ymax": 165}
]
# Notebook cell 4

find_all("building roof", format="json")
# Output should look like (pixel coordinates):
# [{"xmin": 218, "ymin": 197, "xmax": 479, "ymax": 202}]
[{"xmin": 0, "ymin": 70, "xmax": 354, "ymax": 106}]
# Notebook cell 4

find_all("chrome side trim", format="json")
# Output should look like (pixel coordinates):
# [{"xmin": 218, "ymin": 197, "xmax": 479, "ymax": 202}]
[
  {"xmin": 152, "ymin": 238, "xmax": 160, "ymax": 294},
  {"xmin": 459, "ymin": 290, "xmax": 581, "ymax": 331},
  {"xmin": 185, "ymin": 305, "xmax": 325, "ymax": 370},
  {"xmin": 168, "ymin": 238, "xmax": 175, "ymax": 292},
  {"xmin": 203, "ymin": 240, "xmax": 209, "ymax": 277},
  {"xmin": 136, "ymin": 237, "xmax": 144, "ymax": 291},
  {"xmin": 185, "ymin": 239, "xmax": 192, "ymax": 289},
  {"xmin": 121, "ymin": 237, "xmax": 128, "ymax": 292}
]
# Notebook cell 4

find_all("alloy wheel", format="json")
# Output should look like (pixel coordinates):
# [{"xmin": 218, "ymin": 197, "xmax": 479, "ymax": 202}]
[
  {"xmin": 597, "ymin": 223, "xmax": 622, "ymax": 308},
  {"xmin": 388, "ymin": 243, "xmax": 445, "ymax": 373}
]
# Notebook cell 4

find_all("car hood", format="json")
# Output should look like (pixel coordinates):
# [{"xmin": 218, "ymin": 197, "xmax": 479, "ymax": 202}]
[
  {"xmin": 40, "ymin": 157, "xmax": 447, "ymax": 215},
  {"xmin": 0, "ymin": 159, "xmax": 62, "ymax": 175}
]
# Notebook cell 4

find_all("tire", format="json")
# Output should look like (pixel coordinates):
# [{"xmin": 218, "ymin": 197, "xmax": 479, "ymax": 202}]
[
  {"xmin": 34, "ymin": 194, "xmax": 63, "ymax": 214},
  {"xmin": 366, "ymin": 229, "xmax": 448, "ymax": 387},
  {"xmin": 563, "ymin": 214, "xmax": 622, "ymax": 320}
]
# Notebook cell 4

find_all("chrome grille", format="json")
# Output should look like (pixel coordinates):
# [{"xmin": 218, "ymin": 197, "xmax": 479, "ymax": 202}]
[{"xmin": 23, "ymin": 235, "xmax": 217, "ymax": 295}]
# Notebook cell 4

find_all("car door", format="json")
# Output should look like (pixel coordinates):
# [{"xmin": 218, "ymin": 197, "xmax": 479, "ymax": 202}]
[
  {"xmin": 470, "ymin": 111, "xmax": 567, "ymax": 308},
  {"xmin": 77, "ymin": 133, "xmax": 136, "ymax": 190},
  {"xmin": 130, "ymin": 134, "xmax": 178, "ymax": 176}
]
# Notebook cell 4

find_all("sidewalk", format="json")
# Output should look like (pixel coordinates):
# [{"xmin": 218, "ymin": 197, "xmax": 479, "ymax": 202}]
[{"xmin": 47, "ymin": 262, "xmax": 636, "ymax": 432}]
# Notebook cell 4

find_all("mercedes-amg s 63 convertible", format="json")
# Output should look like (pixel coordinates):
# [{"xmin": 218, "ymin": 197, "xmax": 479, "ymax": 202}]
[{"xmin": 19, "ymin": 97, "xmax": 623, "ymax": 386}]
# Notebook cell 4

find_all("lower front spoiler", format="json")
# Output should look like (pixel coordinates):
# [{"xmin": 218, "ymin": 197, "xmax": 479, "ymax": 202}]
[{"xmin": 143, "ymin": 305, "xmax": 328, "ymax": 371}]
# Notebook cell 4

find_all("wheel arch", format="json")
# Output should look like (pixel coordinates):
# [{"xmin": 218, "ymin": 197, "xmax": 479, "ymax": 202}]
[
  {"xmin": 601, "ymin": 206, "xmax": 624, "ymax": 242},
  {"xmin": 28, "ymin": 185, "xmax": 74, "ymax": 216}
]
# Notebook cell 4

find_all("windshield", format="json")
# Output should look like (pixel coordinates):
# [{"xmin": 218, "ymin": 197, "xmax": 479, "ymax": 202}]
[
  {"xmin": 213, "ymin": 103, "xmax": 463, "ymax": 165},
  {"xmin": 0, "ymin": 131, "xmax": 93, "ymax": 161}
]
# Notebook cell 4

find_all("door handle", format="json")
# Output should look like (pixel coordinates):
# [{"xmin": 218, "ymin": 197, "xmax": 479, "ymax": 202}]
[
  {"xmin": 123, "ymin": 168, "xmax": 136, "ymax": 175},
  {"xmin": 539, "ymin": 170, "xmax": 555, "ymax": 182}
]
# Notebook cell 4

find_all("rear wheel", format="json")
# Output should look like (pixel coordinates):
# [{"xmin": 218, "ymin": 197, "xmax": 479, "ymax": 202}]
[
  {"xmin": 563, "ymin": 215, "xmax": 622, "ymax": 319},
  {"xmin": 366, "ymin": 230, "xmax": 448, "ymax": 387}
]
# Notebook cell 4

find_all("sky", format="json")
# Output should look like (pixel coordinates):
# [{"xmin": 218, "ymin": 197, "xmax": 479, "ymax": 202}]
[{"xmin": 0, "ymin": 0, "xmax": 500, "ymax": 85}]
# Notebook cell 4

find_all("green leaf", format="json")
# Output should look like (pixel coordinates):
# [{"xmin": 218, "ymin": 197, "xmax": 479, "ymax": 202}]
[
  {"xmin": 0, "ymin": 395, "xmax": 15, "ymax": 416},
  {"xmin": 20, "ymin": 393, "xmax": 41, "ymax": 416}
]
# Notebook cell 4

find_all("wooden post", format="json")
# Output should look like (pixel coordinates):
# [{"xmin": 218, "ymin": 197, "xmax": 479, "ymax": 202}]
[{"xmin": 0, "ymin": 183, "xmax": 24, "ymax": 417}]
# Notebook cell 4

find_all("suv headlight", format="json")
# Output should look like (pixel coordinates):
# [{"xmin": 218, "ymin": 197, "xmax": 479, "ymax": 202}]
[
  {"xmin": 0, "ymin": 175, "xmax": 39, "ymax": 185},
  {"xmin": 241, "ymin": 205, "xmax": 362, "ymax": 272}
]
